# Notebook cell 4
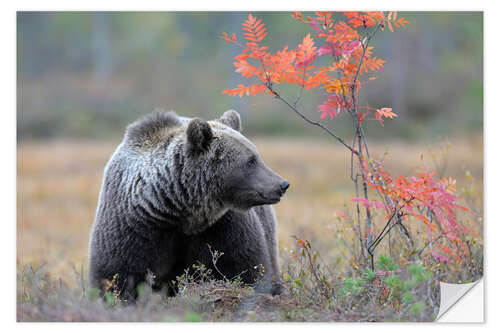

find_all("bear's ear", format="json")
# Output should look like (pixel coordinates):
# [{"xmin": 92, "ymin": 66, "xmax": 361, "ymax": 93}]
[
  {"xmin": 186, "ymin": 118, "xmax": 213, "ymax": 155},
  {"xmin": 218, "ymin": 109, "xmax": 242, "ymax": 132}
]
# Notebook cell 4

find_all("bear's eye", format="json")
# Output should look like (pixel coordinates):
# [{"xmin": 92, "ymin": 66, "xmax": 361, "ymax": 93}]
[{"xmin": 247, "ymin": 156, "xmax": 257, "ymax": 168}]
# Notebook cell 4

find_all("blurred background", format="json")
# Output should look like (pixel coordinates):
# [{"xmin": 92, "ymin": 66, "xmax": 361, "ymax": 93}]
[
  {"xmin": 17, "ymin": 12, "xmax": 483, "ymax": 281},
  {"xmin": 17, "ymin": 12, "xmax": 482, "ymax": 141}
]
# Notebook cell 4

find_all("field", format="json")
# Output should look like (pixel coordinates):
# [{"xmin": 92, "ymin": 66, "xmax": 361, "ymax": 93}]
[{"xmin": 17, "ymin": 136, "xmax": 483, "ymax": 321}]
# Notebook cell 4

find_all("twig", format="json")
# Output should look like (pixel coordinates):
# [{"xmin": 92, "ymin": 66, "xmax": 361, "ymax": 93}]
[
  {"xmin": 356, "ymin": 129, "xmax": 374, "ymax": 250},
  {"xmin": 266, "ymin": 84, "xmax": 359, "ymax": 156},
  {"xmin": 351, "ymin": 22, "xmax": 383, "ymax": 106},
  {"xmin": 367, "ymin": 210, "xmax": 398, "ymax": 259},
  {"xmin": 396, "ymin": 219, "xmax": 415, "ymax": 251},
  {"xmin": 359, "ymin": 125, "xmax": 371, "ymax": 158},
  {"xmin": 353, "ymin": 173, "xmax": 366, "ymax": 260},
  {"xmin": 293, "ymin": 66, "xmax": 307, "ymax": 108},
  {"xmin": 207, "ymin": 244, "xmax": 228, "ymax": 282},
  {"xmin": 350, "ymin": 128, "xmax": 357, "ymax": 181},
  {"xmin": 303, "ymin": 242, "xmax": 330, "ymax": 299},
  {"xmin": 366, "ymin": 198, "xmax": 415, "ymax": 269},
  {"xmin": 416, "ymin": 234, "xmax": 444, "ymax": 257}
]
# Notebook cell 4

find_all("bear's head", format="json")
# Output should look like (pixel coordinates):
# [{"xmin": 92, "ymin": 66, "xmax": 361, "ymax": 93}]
[
  {"xmin": 185, "ymin": 110, "xmax": 290, "ymax": 211},
  {"xmin": 122, "ymin": 109, "xmax": 289, "ymax": 234}
]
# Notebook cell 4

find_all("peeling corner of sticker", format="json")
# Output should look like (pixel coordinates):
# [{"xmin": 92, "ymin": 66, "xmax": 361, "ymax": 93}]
[{"xmin": 436, "ymin": 278, "xmax": 483, "ymax": 322}]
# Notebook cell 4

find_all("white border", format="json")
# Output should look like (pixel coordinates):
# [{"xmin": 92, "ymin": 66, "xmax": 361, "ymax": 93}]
[{"xmin": 4, "ymin": 0, "xmax": 497, "ymax": 331}]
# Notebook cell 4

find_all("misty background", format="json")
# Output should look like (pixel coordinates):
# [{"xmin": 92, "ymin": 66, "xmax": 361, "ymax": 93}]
[{"xmin": 17, "ymin": 12, "xmax": 483, "ymax": 141}]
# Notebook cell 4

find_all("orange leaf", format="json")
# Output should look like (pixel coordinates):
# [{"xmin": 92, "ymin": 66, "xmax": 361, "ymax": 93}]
[{"xmin": 291, "ymin": 11, "xmax": 304, "ymax": 22}]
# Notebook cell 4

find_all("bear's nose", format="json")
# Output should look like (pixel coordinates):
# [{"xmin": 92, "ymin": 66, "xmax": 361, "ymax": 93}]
[{"xmin": 280, "ymin": 181, "xmax": 290, "ymax": 194}]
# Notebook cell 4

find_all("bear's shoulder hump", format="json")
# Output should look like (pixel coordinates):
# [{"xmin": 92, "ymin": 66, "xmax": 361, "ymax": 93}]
[{"xmin": 125, "ymin": 109, "xmax": 183, "ymax": 149}]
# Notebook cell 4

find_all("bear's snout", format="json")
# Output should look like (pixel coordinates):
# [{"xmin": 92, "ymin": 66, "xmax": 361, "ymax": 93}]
[{"xmin": 280, "ymin": 180, "xmax": 290, "ymax": 195}]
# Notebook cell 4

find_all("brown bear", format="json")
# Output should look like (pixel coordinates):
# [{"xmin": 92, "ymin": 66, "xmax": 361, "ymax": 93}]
[{"xmin": 88, "ymin": 109, "xmax": 289, "ymax": 299}]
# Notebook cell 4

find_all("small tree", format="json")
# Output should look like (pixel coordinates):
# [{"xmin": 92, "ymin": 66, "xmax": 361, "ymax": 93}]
[{"xmin": 221, "ymin": 12, "xmax": 474, "ymax": 270}]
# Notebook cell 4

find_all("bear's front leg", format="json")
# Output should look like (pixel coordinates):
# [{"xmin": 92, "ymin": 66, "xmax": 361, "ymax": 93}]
[
  {"xmin": 252, "ymin": 205, "xmax": 282, "ymax": 295},
  {"xmin": 184, "ymin": 210, "xmax": 273, "ymax": 291}
]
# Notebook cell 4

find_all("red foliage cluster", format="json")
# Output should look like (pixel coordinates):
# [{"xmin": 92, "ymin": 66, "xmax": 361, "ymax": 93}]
[
  {"xmin": 362, "ymin": 163, "xmax": 472, "ymax": 262},
  {"xmin": 221, "ymin": 12, "xmax": 408, "ymax": 122}
]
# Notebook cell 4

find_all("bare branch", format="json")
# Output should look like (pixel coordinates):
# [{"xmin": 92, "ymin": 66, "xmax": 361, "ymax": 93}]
[
  {"xmin": 350, "ymin": 129, "xmax": 357, "ymax": 181},
  {"xmin": 293, "ymin": 66, "xmax": 307, "ymax": 108},
  {"xmin": 353, "ymin": 22, "xmax": 383, "ymax": 95},
  {"xmin": 417, "ymin": 234, "xmax": 444, "ymax": 257},
  {"xmin": 356, "ymin": 128, "xmax": 374, "ymax": 249},
  {"xmin": 266, "ymin": 84, "xmax": 359, "ymax": 156},
  {"xmin": 353, "ymin": 173, "xmax": 366, "ymax": 260},
  {"xmin": 367, "ymin": 198, "xmax": 415, "ymax": 269}
]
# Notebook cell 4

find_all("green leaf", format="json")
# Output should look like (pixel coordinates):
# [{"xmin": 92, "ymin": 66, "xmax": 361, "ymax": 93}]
[
  {"xmin": 376, "ymin": 255, "xmax": 398, "ymax": 271},
  {"xmin": 402, "ymin": 291, "xmax": 413, "ymax": 305},
  {"xmin": 363, "ymin": 268, "xmax": 375, "ymax": 281},
  {"xmin": 384, "ymin": 275, "xmax": 401, "ymax": 288}
]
